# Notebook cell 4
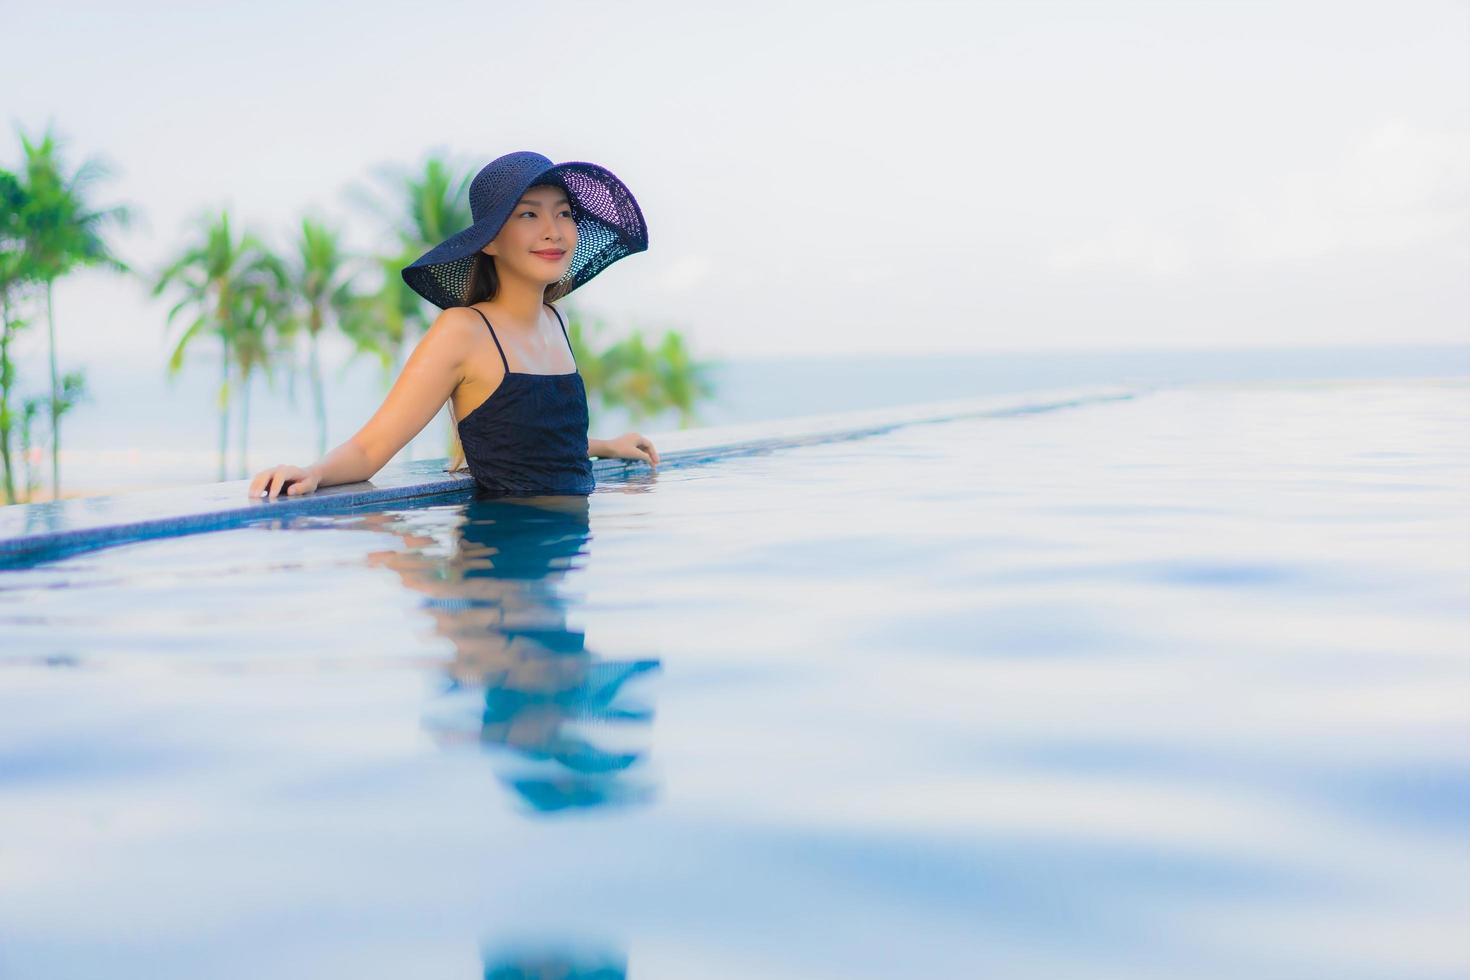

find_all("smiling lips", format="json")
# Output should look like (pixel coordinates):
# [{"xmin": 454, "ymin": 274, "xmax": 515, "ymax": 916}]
[{"xmin": 531, "ymin": 249, "xmax": 566, "ymax": 261}]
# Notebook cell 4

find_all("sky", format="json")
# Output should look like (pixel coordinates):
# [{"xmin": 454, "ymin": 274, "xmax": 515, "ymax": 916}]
[{"xmin": 3, "ymin": 0, "xmax": 1468, "ymax": 376}]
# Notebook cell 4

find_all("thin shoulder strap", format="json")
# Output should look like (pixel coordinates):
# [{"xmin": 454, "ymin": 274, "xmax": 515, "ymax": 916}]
[
  {"xmin": 546, "ymin": 303, "xmax": 577, "ymax": 367},
  {"xmin": 469, "ymin": 307, "xmax": 509, "ymax": 373}
]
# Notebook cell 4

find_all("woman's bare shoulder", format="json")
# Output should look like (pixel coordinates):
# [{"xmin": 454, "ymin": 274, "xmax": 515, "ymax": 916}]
[
  {"xmin": 421, "ymin": 306, "xmax": 484, "ymax": 348},
  {"xmin": 432, "ymin": 305, "xmax": 485, "ymax": 330}
]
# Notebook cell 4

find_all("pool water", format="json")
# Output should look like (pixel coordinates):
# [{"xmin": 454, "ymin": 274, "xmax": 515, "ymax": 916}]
[{"xmin": 1, "ymin": 380, "xmax": 1467, "ymax": 979}]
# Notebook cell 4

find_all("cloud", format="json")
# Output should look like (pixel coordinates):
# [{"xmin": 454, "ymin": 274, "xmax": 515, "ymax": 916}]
[
  {"xmin": 1229, "ymin": 121, "xmax": 1470, "ymax": 263},
  {"xmin": 653, "ymin": 254, "xmax": 713, "ymax": 294},
  {"xmin": 1043, "ymin": 220, "xmax": 1193, "ymax": 278}
]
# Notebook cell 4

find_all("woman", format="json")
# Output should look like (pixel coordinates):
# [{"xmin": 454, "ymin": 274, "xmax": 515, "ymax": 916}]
[{"xmin": 248, "ymin": 150, "xmax": 660, "ymax": 501}]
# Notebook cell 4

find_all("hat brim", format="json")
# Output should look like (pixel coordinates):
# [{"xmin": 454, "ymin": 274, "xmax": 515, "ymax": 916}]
[{"xmin": 401, "ymin": 161, "xmax": 648, "ymax": 310}]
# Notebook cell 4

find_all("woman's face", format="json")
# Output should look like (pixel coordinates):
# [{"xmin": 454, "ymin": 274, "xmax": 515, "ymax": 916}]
[{"xmin": 481, "ymin": 183, "xmax": 577, "ymax": 286}]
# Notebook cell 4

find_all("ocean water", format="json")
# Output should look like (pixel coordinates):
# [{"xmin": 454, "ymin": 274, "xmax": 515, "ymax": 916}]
[{"xmin": 0, "ymin": 378, "xmax": 1467, "ymax": 978}]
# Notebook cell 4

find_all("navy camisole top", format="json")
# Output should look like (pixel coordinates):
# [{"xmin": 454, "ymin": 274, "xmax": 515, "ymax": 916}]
[{"xmin": 456, "ymin": 304, "xmax": 595, "ymax": 497}]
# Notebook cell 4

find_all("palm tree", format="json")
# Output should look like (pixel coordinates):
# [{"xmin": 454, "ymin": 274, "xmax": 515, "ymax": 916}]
[
  {"xmin": 17, "ymin": 394, "xmax": 45, "ymax": 502},
  {"xmin": 287, "ymin": 217, "xmax": 357, "ymax": 456},
  {"xmin": 649, "ymin": 329, "xmax": 718, "ymax": 427},
  {"xmin": 338, "ymin": 247, "xmax": 419, "ymax": 386},
  {"xmin": 0, "ymin": 165, "xmax": 32, "ymax": 503},
  {"xmin": 347, "ymin": 152, "xmax": 472, "ymax": 371},
  {"xmin": 353, "ymin": 153, "xmax": 473, "ymax": 262},
  {"xmin": 563, "ymin": 306, "xmax": 718, "ymax": 429},
  {"xmin": 0, "ymin": 295, "xmax": 24, "ymax": 503},
  {"xmin": 15, "ymin": 123, "xmax": 133, "ymax": 498},
  {"xmin": 152, "ymin": 209, "xmax": 283, "ymax": 481},
  {"xmin": 229, "ymin": 263, "xmax": 291, "ymax": 478},
  {"xmin": 347, "ymin": 152, "xmax": 474, "ymax": 461}
]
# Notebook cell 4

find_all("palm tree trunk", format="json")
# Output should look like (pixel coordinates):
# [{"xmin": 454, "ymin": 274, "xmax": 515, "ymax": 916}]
[
  {"xmin": 19, "ymin": 404, "xmax": 37, "ymax": 502},
  {"xmin": 309, "ymin": 331, "xmax": 326, "ymax": 457},
  {"xmin": 217, "ymin": 344, "xmax": 231, "ymax": 482},
  {"xmin": 238, "ymin": 365, "xmax": 251, "ymax": 480},
  {"xmin": 44, "ymin": 278, "xmax": 59, "ymax": 498},
  {"xmin": 0, "ymin": 291, "xmax": 17, "ymax": 505}
]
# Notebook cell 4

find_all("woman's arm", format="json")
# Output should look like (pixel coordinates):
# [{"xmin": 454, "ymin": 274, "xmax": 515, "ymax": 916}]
[
  {"xmin": 250, "ymin": 308, "xmax": 473, "ymax": 498},
  {"xmin": 590, "ymin": 432, "xmax": 660, "ymax": 468}
]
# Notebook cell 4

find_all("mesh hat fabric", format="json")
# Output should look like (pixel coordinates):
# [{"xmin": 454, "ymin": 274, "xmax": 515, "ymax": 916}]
[{"xmin": 401, "ymin": 151, "xmax": 648, "ymax": 310}]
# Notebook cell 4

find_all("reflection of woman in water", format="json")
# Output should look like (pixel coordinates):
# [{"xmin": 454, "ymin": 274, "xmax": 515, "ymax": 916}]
[
  {"xmin": 249, "ymin": 151, "xmax": 660, "ymax": 501},
  {"xmin": 359, "ymin": 495, "xmax": 659, "ymax": 813}
]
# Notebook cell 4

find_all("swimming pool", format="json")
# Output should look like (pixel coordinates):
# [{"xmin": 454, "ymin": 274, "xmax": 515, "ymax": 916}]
[{"xmin": 2, "ymin": 379, "xmax": 1467, "ymax": 978}]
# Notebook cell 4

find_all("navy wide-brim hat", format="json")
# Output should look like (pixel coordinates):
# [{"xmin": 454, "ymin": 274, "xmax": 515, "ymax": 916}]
[{"xmin": 401, "ymin": 151, "xmax": 648, "ymax": 310}]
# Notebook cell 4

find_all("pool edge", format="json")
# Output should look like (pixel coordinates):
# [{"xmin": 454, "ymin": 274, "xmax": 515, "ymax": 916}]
[{"xmin": 0, "ymin": 384, "xmax": 1142, "ymax": 565}]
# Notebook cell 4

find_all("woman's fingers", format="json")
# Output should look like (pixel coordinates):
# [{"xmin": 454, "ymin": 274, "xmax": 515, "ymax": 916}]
[
  {"xmin": 248, "ymin": 466, "xmax": 313, "ymax": 499},
  {"xmin": 247, "ymin": 466, "xmax": 324, "ymax": 500},
  {"xmin": 629, "ymin": 433, "xmax": 659, "ymax": 468},
  {"xmin": 267, "ymin": 466, "xmax": 295, "ymax": 499},
  {"xmin": 249, "ymin": 467, "xmax": 278, "ymax": 498}
]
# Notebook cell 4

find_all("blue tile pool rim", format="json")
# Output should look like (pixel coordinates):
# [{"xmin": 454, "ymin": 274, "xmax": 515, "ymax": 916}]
[{"xmin": 0, "ymin": 384, "xmax": 1141, "ymax": 566}]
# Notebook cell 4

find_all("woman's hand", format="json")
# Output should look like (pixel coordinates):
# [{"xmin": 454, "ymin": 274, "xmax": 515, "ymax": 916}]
[
  {"xmin": 248, "ymin": 464, "xmax": 321, "ymax": 500},
  {"xmin": 604, "ymin": 432, "xmax": 660, "ymax": 469}
]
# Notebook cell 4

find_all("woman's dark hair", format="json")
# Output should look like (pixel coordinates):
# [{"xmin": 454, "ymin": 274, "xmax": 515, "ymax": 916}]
[
  {"xmin": 462, "ymin": 251, "xmax": 575, "ymax": 306},
  {"xmin": 461, "ymin": 181, "xmax": 577, "ymax": 306}
]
